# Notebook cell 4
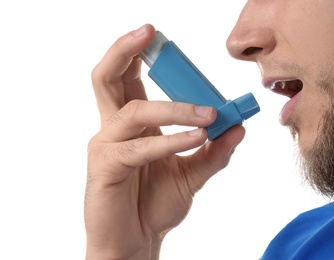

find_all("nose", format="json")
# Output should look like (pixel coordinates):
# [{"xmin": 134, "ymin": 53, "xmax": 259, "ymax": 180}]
[{"xmin": 226, "ymin": 5, "xmax": 276, "ymax": 62}]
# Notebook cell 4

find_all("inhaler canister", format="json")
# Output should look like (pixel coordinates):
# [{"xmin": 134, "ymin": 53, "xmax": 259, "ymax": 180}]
[{"xmin": 140, "ymin": 31, "xmax": 260, "ymax": 140}]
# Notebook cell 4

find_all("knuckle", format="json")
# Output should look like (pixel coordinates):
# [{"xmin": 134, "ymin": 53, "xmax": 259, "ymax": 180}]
[
  {"xmin": 91, "ymin": 64, "xmax": 103, "ymax": 86},
  {"xmin": 91, "ymin": 63, "xmax": 116, "ymax": 89},
  {"xmin": 106, "ymin": 111, "xmax": 124, "ymax": 126},
  {"xmin": 118, "ymin": 140, "xmax": 138, "ymax": 158},
  {"xmin": 125, "ymin": 99, "xmax": 142, "ymax": 112},
  {"xmin": 108, "ymin": 139, "xmax": 142, "ymax": 166},
  {"xmin": 118, "ymin": 99, "xmax": 142, "ymax": 122},
  {"xmin": 171, "ymin": 102, "xmax": 185, "ymax": 115},
  {"xmin": 104, "ymin": 100, "xmax": 141, "ymax": 126}
]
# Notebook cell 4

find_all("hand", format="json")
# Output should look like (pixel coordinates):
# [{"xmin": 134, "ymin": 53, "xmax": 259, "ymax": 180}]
[{"xmin": 84, "ymin": 24, "xmax": 245, "ymax": 260}]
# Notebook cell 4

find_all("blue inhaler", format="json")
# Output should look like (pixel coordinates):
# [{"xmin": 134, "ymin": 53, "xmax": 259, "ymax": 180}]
[{"xmin": 140, "ymin": 31, "xmax": 260, "ymax": 140}]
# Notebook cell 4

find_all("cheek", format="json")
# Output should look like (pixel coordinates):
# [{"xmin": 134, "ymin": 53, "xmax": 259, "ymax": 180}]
[
  {"xmin": 281, "ymin": 7, "xmax": 334, "ymax": 64},
  {"xmin": 303, "ymin": 25, "xmax": 334, "ymax": 62}
]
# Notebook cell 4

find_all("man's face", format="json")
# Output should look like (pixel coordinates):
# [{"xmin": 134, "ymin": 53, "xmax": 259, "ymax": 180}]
[{"xmin": 227, "ymin": 0, "xmax": 334, "ymax": 197}]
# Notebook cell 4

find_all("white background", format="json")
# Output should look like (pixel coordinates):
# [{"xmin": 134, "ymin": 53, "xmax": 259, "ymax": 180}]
[{"xmin": 0, "ymin": 1, "xmax": 327, "ymax": 259}]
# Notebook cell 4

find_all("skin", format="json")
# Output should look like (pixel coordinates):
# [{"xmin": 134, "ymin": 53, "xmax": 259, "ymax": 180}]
[
  {"xmin": 227, "ymin": 0, "xmax": 334, "ymax": 197},
  {"xmin": 227, "ymin": 0, "xmax": 334, "ymax": 154},
  {"xmin": 85, "ymin": 0, "xmax": 334, "ymax": 259},
  {"xmin": 85, "ymin": 24, "xmax": 245, "ymax": 260}
]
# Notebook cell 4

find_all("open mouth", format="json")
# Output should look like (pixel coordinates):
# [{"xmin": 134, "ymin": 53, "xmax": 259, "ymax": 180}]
[{"xmin": 268, "ymin": 80, "xmax": 303, "ymax": 98}]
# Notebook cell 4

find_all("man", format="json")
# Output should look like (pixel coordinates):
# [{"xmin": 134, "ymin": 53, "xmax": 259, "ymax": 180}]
[{"xmin": 84, "ymin": 1, "xmax": 334, "ymax": 259}]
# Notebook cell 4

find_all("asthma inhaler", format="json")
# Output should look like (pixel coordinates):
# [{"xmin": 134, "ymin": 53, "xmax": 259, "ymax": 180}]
[{"xmin": 140, "ymin": 31, "xmax": 260, "ymax": 140}]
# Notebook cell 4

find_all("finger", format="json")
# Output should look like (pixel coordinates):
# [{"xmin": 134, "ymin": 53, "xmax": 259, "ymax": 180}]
[
  {"xmin": 100, "ymin": 100, "xmax": 217, "ymax": 142},
  {"xmin": 91, "ymin": 24, "xmax": 156, "ymax": 120},
  {"xmin": 104, "ymin": 128, "xmax": 209, "ymax": 173},
  {"xmin": 183, "ymin": 124, "xmax": 246, "ymax": 193},
  {"xmin": 123, "ymin": 55, "xmax": 148, "ymax": 103}
]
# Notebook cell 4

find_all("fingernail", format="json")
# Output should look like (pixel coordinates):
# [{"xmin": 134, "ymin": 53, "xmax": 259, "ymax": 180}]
[
  {"xmin": 195, "ymin": 106, "xmax": 213, "ymax": 118},
  {"xmin": 187, "ymin": 128, "xmax": 203, "ymax": 137},
  {"xmin": 133, "ymin": 24, "xmax": 147, "ymax": 38}
]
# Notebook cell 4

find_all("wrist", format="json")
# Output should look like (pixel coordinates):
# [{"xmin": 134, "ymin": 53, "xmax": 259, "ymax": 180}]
[{"xmin": 85, "ymin": 235, "xmax": 164, "ymax": 260}]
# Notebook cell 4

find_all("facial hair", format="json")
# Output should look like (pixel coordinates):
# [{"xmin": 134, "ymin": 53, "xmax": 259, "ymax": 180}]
[
  {"xmin": 293, "ymin": 70, "xmax": 334, "ymax": 200},
  {"xmin": 296, "ymin": 106, "xmax": 334, "ymax": 199}
]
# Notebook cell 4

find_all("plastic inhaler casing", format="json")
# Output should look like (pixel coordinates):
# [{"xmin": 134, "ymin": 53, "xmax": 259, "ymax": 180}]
[{"xmin": 140, "ymin": 31, "xmax": 260, "ymax": 140}]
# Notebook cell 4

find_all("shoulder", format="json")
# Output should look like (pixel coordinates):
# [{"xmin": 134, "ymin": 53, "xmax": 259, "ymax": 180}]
[{"xmin": 261, "ymin": 203, "xmax": 334, "ymax": 260}]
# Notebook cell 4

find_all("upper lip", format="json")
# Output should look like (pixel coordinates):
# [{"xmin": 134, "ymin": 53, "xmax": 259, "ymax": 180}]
[{"xmin": 263, "ymin": 78, "xmax": 303, "ymax": 98}]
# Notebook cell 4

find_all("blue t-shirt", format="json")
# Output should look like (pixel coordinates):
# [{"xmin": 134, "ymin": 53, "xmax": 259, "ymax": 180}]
[{"xmin": 261, "ymin": 203, "xmax": 334, "ymax": 259}]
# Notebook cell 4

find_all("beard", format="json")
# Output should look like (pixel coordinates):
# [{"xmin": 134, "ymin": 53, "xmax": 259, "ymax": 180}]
[
  {"xmin": 290, "ymin": 71, "xmax": 334, "ymax": 200},
  {"xmin": 296, "ymin": 107, "xmax": 334, "ymax": 199}
]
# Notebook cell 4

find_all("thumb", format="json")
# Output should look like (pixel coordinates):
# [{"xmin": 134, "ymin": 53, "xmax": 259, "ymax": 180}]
[{"xmin": 184, "ymin": 125, "xmax": 246, "ymax": 193}]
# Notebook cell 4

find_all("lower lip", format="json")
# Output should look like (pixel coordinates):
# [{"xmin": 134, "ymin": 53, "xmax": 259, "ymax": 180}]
[{"xmin": 279, "ymin": 91, "xmax": 302, "ymax": 125}]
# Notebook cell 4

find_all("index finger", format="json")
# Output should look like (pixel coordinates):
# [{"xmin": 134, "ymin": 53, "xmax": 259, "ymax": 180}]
[{"xmin": 91, "ymin": 24, "xmax": 156, "ymax": 119}]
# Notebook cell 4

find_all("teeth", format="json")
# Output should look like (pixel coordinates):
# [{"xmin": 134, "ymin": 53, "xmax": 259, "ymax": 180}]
[
  {"xmin": 269, "ymin": 81, "xmax": 286, "ymax": 90},
  {"xmin": 280, "ymin": 81, "xmax": 286, "ymax": 89},
  {"xmin": 267, "ymin": 80, "xmax": 303, "ymax": 98},
  {"xmin": 268, "ymin": 80, "xmax": 303, "ymax": 92}
]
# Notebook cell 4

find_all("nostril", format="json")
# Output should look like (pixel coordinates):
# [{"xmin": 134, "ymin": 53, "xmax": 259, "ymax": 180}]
[{"xmin": 242, "ymin": 47, "xmax": 263, "ymax": 56}]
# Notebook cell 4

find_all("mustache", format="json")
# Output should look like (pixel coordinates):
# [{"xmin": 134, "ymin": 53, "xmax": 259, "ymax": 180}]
[{"xmin": 259, "ymin": 59, "xmax": 305, "ymax": 77}]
